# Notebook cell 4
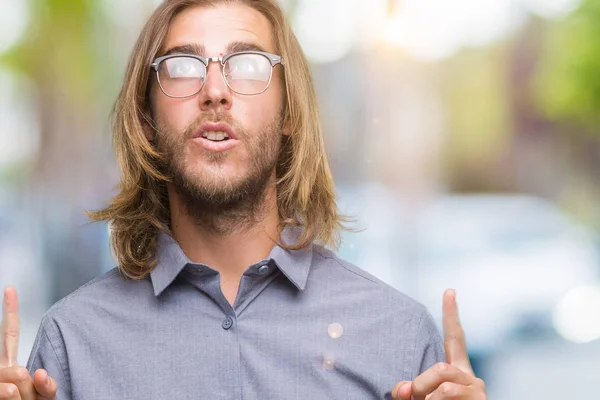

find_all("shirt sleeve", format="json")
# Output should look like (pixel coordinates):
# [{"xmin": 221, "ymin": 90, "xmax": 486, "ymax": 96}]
[
  {"xmin": 414, "ymin": 308, "xmax": 446, "ymax": 375},
  {"xmin": 26, "ymin": 316, "xmax": 72, "ymax": 400}
]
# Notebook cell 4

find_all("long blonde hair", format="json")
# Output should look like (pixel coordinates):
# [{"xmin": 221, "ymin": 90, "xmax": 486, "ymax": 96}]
[{"xmin": 89, "ymin": 0, "xmax": 347, "ymax": 279}]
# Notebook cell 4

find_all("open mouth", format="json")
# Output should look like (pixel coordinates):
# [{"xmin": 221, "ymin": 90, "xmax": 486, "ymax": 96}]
[{"xmin": 202, "ymin": 131, "xmax": 231, "ymax": 142}]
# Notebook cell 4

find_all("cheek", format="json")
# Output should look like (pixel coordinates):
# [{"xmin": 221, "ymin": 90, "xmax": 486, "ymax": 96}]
[
  {"xmin": 237, "ymin": 91, "xmax": 283, "ymax": 129},
  {"xmin": 153, "ymin": 94, "xmax": 197, "ymax": 132}
]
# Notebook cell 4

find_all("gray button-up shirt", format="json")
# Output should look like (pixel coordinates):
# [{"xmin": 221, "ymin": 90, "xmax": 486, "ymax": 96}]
[{"xmin": 27, "ymin": 230, "xmax": 444, "ymax": 399}]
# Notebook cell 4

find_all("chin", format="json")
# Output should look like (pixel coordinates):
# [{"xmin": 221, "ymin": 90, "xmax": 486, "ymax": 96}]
[{"xmin": 186, "ymin": 167, "xmax": 243, "ymax": 187}]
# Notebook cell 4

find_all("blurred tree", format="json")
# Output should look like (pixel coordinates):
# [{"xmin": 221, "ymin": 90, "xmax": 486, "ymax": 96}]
[
  {"xmin": 536, "ymin": 0, "xmax": 600, "ymax": 132},
  {"xmin": 437, "ymin": 43, "xmax": 514, "ymax": 192},
  {"xmin": 527, "ymin": 3, "xmax": 600, "ymax": 231},
  {"xmin": 0, "ymin": 0, "xmax": 123, "ymax": 302}
]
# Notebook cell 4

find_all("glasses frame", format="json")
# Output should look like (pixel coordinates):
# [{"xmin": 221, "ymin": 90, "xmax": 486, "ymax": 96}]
[{"xmin": 150, "ymin": 50, "xmax": 284, "ymax": 98}]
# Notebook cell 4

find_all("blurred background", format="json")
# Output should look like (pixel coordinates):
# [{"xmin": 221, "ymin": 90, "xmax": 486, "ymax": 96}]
[{"xmin": 1, "ymin": 0, "xmax": 600, "ymax": 397}]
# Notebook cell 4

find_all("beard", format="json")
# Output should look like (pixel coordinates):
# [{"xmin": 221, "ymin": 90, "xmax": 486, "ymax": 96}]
[{"xmin": 154, "ymin": 110, "xmax": 284, "ymax": 234}]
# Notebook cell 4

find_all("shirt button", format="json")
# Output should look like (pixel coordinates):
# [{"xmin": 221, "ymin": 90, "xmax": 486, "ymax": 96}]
[
  {"xmin": 258, "ymin": 265, "xmax": 270, "ymax": 275},
  {"xmin": 222, "ymin": 316, "xmax": 234, "ymax": 330}
]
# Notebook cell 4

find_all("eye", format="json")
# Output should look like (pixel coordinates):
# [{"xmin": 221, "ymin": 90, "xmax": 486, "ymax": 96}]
[
  {"xmin": 226, "ymin": 54, "xmax": 270, "ymax": 81},
  {"xmin": 164, "ymin": 57, "xmax": 204, "ymax": 79},
  {"xmin": 229, "ymin": 57, "xmax": 258, "ymax": 76}
]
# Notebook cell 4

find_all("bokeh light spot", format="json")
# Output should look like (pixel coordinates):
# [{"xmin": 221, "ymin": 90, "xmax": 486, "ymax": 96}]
[
  {"xmin": 553, "ymin": 284, "xmax": 600, "ymax": 344},
  {"xmin": 0, "ymin": 0, "xmax": 29, "ymax": 54},
  {"xmin": 328, "ymin": 322, "xmax": 344, "ymax": 339},
  {"xmin": 322, "ymin": 353, "xmax": 336, "ymax": 370}
]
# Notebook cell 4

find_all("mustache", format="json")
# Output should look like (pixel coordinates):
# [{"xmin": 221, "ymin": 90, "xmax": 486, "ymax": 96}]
[{"xmin": 183, "ymin": 112, "xmax": 243, "ymax": 139}]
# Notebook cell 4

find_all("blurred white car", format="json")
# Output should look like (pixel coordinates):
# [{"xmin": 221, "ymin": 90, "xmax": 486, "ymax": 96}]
[{"xmin": 336, "ymin": 183, "xmax": 600, "ymax": 355}]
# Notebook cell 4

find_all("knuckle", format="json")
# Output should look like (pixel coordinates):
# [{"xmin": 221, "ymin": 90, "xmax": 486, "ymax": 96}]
[
  {"xmin": 438, "ymin": 382, "xmax": 457, "ymax": 396},
  {"xmin": 433, "ymin": 362, "xmax": 449, "ymax": 373},
  {"xmin": 411, "ymin": 381, "xmax": 426, "ymax": 396},
  {"xmin": 0, "ymin": 383, "xmax": 18, "ymax": 396},
  {"xmin": 3, "ymin": 330, "xmax": 18, "ymax": 340},
  {"xmin": 410, "ymin": 381, "xmax": 419, "ymax": 394},
  {"xmin": 0, "ymin": 367, "xmax": 28, "ymax": 386},
  {"xmin": 445, "ymin": 332, "xmax": 465, "ymax": 344},
  {"xmin": 474, "ymin": 377, "xmax": 486, "ymax": 390},
  {"xmin": 16, "ymin": 367, "xmax": 29, "ymax": 382}
]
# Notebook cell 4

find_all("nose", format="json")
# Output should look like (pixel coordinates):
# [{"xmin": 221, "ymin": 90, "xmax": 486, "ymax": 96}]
[{"xmin": 198, "ymin": 61, "xmax": 232, "ymax": 112}]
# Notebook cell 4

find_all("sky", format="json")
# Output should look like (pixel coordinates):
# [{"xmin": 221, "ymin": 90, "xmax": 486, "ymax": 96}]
[
  {"xmin": 291, "ymin": 0, "xmax": 581, "ymax": 62},
  {"xmin": 0, "ymin": 0, "xmax": 582, "ymax": 63}
]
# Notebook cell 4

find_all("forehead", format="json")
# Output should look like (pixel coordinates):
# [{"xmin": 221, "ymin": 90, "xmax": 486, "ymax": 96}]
[{"xmin": 162, "ymin": 3, "xmax": 275, "ymax": 55}]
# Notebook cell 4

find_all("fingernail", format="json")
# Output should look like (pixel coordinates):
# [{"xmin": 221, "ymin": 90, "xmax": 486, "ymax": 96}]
[{"xmin": 46, "ymin": 375, "xmax": 50, "ymax": 385}]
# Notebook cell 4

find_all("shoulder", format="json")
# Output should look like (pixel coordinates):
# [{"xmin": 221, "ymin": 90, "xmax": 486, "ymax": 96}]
[
  {"xmin": 308, "ymin": 245, "xmax": 445, "ymax": 377},
  {"xmin": 311, "ymin": 245, "xmax": 426, "ymax": 310},
  {"xmin": 41, "ymin": 267, "xmax": 152, "ymax": 327},
  {"xmin": 308, "ymin": 246, "xmax": 438, "ymax": 342}
]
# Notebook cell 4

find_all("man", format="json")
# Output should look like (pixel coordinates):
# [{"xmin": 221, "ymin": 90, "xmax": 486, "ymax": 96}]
[{"xmin": 0, "ymin": 0, "xmax": 487, "ymax": 399}]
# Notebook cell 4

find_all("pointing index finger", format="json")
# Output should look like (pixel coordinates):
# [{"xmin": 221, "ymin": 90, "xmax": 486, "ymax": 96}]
[
  {"xmin": 442, "ymin": 289, "xmax": 473, "ymax": 375},
  {"xmin": 1, "ymin": 286, "xmax": 20, "ymax": 367}
]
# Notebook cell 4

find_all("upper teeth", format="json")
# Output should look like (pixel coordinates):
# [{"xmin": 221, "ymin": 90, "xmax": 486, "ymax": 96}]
[{"xmin": 202, "ymin": 131, "xmax": 230, "ymax": 141}]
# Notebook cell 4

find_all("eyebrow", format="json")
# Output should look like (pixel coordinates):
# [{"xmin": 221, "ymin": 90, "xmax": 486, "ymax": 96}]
[
  {"xmin": 162, "ymin": 44, "xmax": 205, "ymax": 57},
  {"xmin": 161, "ymin": 41, "xmax": 269, "ymax": 57},
  {"xmin": 226, "ymin": 41, "xmax": 268, "ymax": 54}
]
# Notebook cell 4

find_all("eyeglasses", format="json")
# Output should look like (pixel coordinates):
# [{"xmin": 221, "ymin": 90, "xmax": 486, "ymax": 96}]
[{"xmin": 150, "ymin": 51, "xmax": 284, "ymax": 98}]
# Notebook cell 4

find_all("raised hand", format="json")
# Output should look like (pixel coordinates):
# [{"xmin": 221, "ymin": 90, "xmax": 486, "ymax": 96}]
[
  {"xmin": 0, "ymin": 287, "xmax": 57, "ymax": 400},
  {"xmin": 392, "ymin": 289, "xmax": 487, "ymax": 400}
]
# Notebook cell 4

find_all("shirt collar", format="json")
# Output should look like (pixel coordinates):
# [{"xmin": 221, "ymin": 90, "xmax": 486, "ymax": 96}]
[
  {"xmin": 150, "ymin": 226, "xmax": 313, "ymax": 297},
  {"xmin": 269, "ymin": 226, "xmax": 313, "ymax": 292},
  {"xmin": 150, "ymin": 232, "xmax": 189, "ymax": 297}
]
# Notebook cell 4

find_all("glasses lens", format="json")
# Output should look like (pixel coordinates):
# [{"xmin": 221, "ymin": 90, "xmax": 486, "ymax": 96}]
[
  {"xmin": 224, "ymin": 54, "xmax": 272, "ymax": 95},
  {"xmin": 158, "ymin": 56, "xmax": 206, "ymax": 97}
]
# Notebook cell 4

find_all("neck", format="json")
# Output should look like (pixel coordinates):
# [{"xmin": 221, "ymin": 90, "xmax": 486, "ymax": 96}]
[{"xmin": 167, "ymin": 177, "xmax": 281, "ymax": 280}]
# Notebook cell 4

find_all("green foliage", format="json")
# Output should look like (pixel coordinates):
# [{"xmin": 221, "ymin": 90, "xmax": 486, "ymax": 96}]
[
  {"xmin": 0, "ymin": 0, "xmax": 111, "ymax": 106},
  {"xmin": 440, "ymin": 45, "xmax": 512, "ymax": 164},
  {"xmin": 536, "ymin": 0, "xmax": 600, "ymax": 131}
]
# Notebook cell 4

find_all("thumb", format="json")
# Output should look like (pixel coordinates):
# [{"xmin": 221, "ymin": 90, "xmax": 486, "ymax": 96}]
[
  {"xmin": 33, "ymin": 369, "xmax": 57, "ymax": 400},
  {"xmin": 392, "ymin": 381, "xmax": 412, "ymax": 400}
]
